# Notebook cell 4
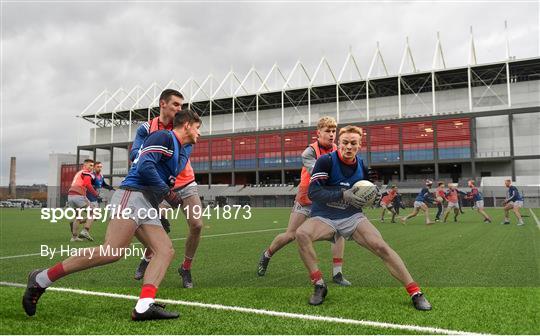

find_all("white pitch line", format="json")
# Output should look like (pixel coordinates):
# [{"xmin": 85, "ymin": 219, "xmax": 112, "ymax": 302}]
[
  {"xmin": 0, "ymin": 281, "xmax": 489, "ymax": 335},
  {"xmin": 136, "ymin": 227, "xmax": 286, "ymax": 245},
  {"xmin": 529, "ymin": 209, "xmax": 540, "ymax": 230},
  {"xmin": 0, "ymin": 252, "xmax": 42, "ymax": 260},
  {"xmin": 0, "ymin": 227, "xmax": 285, "ymax": 260}
]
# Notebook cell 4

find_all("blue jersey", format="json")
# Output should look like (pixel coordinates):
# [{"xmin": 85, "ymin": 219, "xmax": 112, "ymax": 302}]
[
  {"xmin": 309, "ymin": 151, "xmax": 367, "ymax": 220},
  {"xmin": 130, "ymin": 121, "xmax": 162, "ymax": 162},
  {"xmin": 469, "ymin": 187, "xmax": 483, "ymax": 202},
  {"xmin": 506, "ymin": 186, "xmax": 523, "ymax": 202},
  {"xmin": 87, "ymin": 174, "xmax": 113, "ymax": 202},
  {"xmin": 415, "ymin": 187, "xmax": 432, "ymax": 203},
  {"xmin": 122, "ymin": 130, "xmax": 191, "ymax": 197}
]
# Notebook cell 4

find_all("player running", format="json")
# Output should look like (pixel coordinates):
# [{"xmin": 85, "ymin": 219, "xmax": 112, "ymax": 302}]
[
  {"xmin": 67, "ymin": 159, "xmax": 99, "ymax": 242},
  {"xmin": 465, "ymin": 180, "xmax": 491, "ymax": 223},
  {"xmin": 434, "ymin": 182, "xmax": 446, "ymax": 222},
  {"xmin": 379, "ymin": 185, "xmax": 398, "ymax": 223},
  {"xmin": 401, "ymin": 180, "xmax": 434, "ymax": 225},
  {"xmin": 22, "ymin": 111, "xmax": 201, "ymax": 321},
  {"xmin": 295, "ymin": 125, "xmax": 431, "ymax": 310},
  {"xmin": 502, "ymin": 179, "xmax": 525, "ymax": 226},
  {"xmin": 442, "ymin": 183, "xmax": 466, "ymax": 223},
  {"xmin": 130, "ymin": 89, "xmax": 203, "ymax": 288},
  {"xmin": 257, "ymin": 117, "xmax": 352, "ymax": 286}
]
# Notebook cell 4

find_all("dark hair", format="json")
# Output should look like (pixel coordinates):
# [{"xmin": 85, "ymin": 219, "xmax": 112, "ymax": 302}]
[
  {"xmin": 438, "ymin": 182, "xmax": 444, "ymax": 187},
  {"xmin": 173, "ymin": 109, "xmax": 201, "ymax": 128},
  {"xmin": 83, "ymin": 159, "xmax": 94, "ymax": 164},
  {"xmin": 95, "ymin": 161, "xmax": 102, "ymax": 165},
  {"xmin": 159, "ymin": 89, "xmax": 184, "ymax": 103}
]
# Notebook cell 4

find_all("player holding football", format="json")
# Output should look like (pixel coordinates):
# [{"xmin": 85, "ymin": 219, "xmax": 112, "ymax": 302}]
[
  {"xmin": 67, "ymin": 159, "xmax": 99, "ymax": 242},
  {"xmin": 379, "ymin": 185, "xmax": 398, "ymax": 223},
  {"xmin": 295, "ymin": 125, "xmax": 431, "ymax": 310},
  {"xmin": 22, "ymin": 111, "xmax": 201, "ymax": 321},
  {"xmin": 258, "ymin": 117, "xmax": 353, "ymax": 286},
  {"xmin": 465, "ymin": 180, "xmax": 491, "ymax": 223},
  {"xmin": 130, "ymin": 89, "xmax": 203, "ymax": 288},
  {"xmin": 502, "ymin": 179, "xmax": 525, "ymax": 226},
  {"xmin": 401, "ymin": 180, "xmax": 435, "ymax": 225}
]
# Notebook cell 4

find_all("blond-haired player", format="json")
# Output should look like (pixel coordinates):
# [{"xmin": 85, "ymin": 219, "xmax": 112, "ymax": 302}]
[
  {"xmin": 295, "ymin": 125, "xmax": 431, "ymax": 310},
  {"xmin": 257, "ymin": 117, "xmax": 352, "ymax": 286}
]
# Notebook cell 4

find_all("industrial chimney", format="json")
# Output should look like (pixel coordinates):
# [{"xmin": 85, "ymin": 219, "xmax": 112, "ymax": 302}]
[{"xmin": 9, "ymin": 157, "xmax": 16, "ymax": 197}]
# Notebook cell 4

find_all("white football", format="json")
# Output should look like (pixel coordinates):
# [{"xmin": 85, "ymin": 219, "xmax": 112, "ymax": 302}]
[{"xmin": 352, "ymin": 180, "xmax": 379, "ymax": 206}]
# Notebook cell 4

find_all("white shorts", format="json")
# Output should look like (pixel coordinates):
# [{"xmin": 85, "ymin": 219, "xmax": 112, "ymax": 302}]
[
  {"xmin": 312, "ymin": 212, "xmax": 365, "ymax": 242},
  {"xmin": 380, "ymin": 202, "xmax": 392, "ymax": 209},
  {"xmin": 67, "ymin": 195, "xmax": 91, "ymax": 209},
  {"xmin": 292, "ymin": 201, "xmax": 311, "ymax": 217},
  {"xmin": 508, "ymin": 201, "xmax": 523, "ymax": 208},
  {"xmin": 447, "ymin": 202, "xmax": 460, "ymax": 209},
  {"xmin": 90, "ymin": 201, "xmax": 99, "ymax": 208},
  {"xmin": 474, "ymin": 200, "xmax": 484, "ymax": 209},
  {"xmin": 413, "ymin": 201, "xmax": 426, "ymax": 209},
  {"xmin": 176, "ymin": 181, "xmax": 199, "ymax": 200},
  {"xmin": 109, "ymin": 189, "xmax": 162, "ymax": 227}
]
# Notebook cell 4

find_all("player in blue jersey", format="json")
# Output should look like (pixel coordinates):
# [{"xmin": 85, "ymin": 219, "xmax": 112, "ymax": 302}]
[
  {"xmin": 502, "ymin": 179, "xmax": 525, "ymax": 226},
  {"xmin": 90, "ymin": 161, "xmax": 114, "ymax": 205},
  {"xmin": 401, "ymin": 180, "xmax": 435, "ymax": 225},
  {"xmin": 295, "ymin": 125, "xmax": 431, "ymax": 311},
  {"xmin": 23, "ymin": 110, "xmax": 201, "ymax": 321},
  {"xmin": 465, "ymin": 180, "xmax": 491, "ymax": 223}
]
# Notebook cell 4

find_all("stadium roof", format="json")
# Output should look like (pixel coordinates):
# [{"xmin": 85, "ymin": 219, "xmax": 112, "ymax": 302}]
[{"xmin": 79, "ymin": 26, "xmax": 540, "ymax": 127}]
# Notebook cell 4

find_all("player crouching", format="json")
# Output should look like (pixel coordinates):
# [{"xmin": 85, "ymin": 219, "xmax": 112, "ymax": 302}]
[{"xmin": 295, "ymin": 125, "xmax": 431, "ymax": 311}]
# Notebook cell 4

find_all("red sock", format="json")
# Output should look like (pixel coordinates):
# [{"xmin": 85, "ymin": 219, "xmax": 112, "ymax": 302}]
[
  {"xmin": 47, "ymin": 263, "xmax": 66, "ymax": 282},
  {"xmin": 310, "ymin": 270, "xmax": 323, "ymax": 284},
  {"xmin": 405, "ymin": 282, "xmax": 421, "ymax": 296},
  {"xmin": 182, "ymin": 257, "xmax": 193, "ymax": 270},
  {"xmin": 332, "ymin": 257, "xmax": 343, "ymax": 266},
  {"xmin": 139, "ymin": 284, "xmax": 157, "ymax": 299}
]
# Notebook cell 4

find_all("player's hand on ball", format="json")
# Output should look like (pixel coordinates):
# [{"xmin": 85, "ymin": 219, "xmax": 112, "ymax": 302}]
[{"xmin": 343, "ymin": 186, "xmax": 364, "ymax": 208}]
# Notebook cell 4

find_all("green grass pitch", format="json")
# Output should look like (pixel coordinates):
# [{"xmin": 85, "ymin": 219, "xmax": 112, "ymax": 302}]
[{"xmin": 0, "ymin": 207, "xmax": 539, "ymax": 334}]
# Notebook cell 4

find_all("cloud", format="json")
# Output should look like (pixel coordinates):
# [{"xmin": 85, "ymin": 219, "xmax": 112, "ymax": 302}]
[{"xmin": 1, "ymin": 2, "xmax": 538, "ymax": 185}]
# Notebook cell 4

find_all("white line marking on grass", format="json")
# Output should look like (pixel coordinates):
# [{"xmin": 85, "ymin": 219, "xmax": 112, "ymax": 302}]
[
  {"xmin": 0, "ymin": 252, "xmax": 42, "ymax": 260},
  {"xmin": 0, "ymin": 281, "xmax": 489, "ymax": 336},
  {"xmin": 147, "ymin": 227, "xmax": 286, "ymax": 244},
  {"xmin": 0, "ymin": 228, "xmax": 286, "ymax": 260},
  {"xmin": 529, "ymin": 209, "xmax": 540, "ymax": 230}
]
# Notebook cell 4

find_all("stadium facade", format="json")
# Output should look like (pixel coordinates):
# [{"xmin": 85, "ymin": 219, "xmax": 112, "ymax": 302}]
[{"xmin": 57, "ymin": 35, "xmax": 540, "ymax": 207}]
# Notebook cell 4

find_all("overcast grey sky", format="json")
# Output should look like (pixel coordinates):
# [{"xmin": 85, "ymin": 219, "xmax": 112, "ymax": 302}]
[{"xmin": 1, "ymin": 1, "xmax": 538, "ymax": 185}]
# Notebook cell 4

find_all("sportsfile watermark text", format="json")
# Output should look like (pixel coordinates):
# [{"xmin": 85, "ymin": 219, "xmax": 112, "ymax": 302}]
[{"xmin": 40, "ymin": 204, "xmax": 252, "ymax": 223}]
